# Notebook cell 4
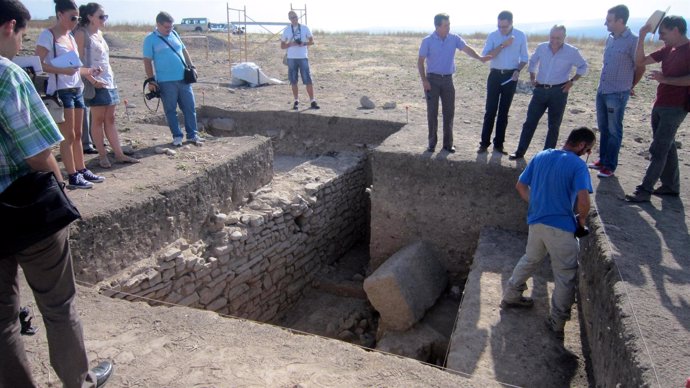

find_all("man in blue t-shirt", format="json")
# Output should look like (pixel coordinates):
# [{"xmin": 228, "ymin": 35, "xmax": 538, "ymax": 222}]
[
  {"xmin": 501, "ymin": 127, "xmax": 595, "ymax": 339},
  {"xmin": 143, "ymin": 11, "xmax": 202, "ymax": 147}
]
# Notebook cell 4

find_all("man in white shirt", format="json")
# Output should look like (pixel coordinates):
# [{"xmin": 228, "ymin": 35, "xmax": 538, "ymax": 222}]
[{"xmin": 281, "ymin": 10, "xmax": 319, "ymax": 110}]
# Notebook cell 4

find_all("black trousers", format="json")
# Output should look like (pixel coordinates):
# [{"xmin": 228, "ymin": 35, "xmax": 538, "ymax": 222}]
[
  {"xmin": 426, "ymin": 74, "xmax": 455, "ymax": 150},
  {"xmin": 481, "ymin": 69, "xmax": 517, "ymax": 149},
  {"xmin": 514, "ymin": 86, "xmax": 569, "ymax": 156}
]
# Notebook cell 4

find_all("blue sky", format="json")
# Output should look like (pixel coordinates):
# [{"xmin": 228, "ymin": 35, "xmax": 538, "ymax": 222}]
[{"xmin": 22, "ymin": 0, "xmax": 690, "ymax": 35}]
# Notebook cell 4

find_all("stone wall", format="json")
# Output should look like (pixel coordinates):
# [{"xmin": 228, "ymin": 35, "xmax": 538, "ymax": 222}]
[
  {"xmin": 99, "ymin": 155, "xmax": 369, "ymax": 322},
  {"xmin": 369, "ymin": 150, "xmax": 527, "ymax": 276},
  {"xmin": 198, "ymin": 107, "xmax": 404, "ymax": 156},
  {"xmin": 70, "ymin": 138, "xmax": 274, "ymax": 283},
  {"xmin": 578, "ymin": 216, "xmax": 648, "ymax": 387}
]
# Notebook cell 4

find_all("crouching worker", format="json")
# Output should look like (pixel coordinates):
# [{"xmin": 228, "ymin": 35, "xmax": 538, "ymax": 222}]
[{"xmin": 500, "ymin": 127, "xmax": 595, "ymax": 340}]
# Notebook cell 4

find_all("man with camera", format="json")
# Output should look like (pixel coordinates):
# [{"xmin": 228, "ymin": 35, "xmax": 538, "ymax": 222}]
[
  {"xmin": 143, "ymin": 11, "xmax": 203, "ymax": 146},
  {"xmin": 0, "ymin": 0, "xmax": 112, "ymax": 386},
  {"xmin": 500, "ymin": 127, "xmax": 595, "ymax": 340},
  {"xmin": 281, "ymin": 10, "xmax": 319, "ymax": 110}
]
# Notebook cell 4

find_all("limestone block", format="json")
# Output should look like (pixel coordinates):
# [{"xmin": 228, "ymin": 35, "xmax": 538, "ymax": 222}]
[
  {"xmin": 206, "ymin": 296, "xmax": 228, "ymax": 311},
  {"xmin": 179, "ymin": 292, "xmax": 200, "ymax": 307},
  {"xmin": 363, "ymin": 241, "xmax": 447, "ymax": 331}
]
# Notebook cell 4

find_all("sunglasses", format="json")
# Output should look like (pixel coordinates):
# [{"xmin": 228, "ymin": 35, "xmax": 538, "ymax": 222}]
[
  {"xmin": 69, "ymin": 15, "xmax": 81, "ymax": 22},
  {"xmin": 98, "ymin": 14, "xmax": 109, "ymax": 21}
]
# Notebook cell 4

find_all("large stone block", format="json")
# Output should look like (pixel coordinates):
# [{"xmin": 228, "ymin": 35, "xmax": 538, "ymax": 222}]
[{"xmin": 363, "ymin": 241, "xmax": 447, "ymax": 331}]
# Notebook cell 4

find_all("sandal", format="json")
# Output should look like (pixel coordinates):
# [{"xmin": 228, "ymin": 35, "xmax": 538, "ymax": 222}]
[
  {"xmin": 99, "ymin": 157, "xmax": 112, "ymax": 168},
  {"xmin": 115, "ymin": 156, "xmax": 140, "ymax": 164},
  {"xmin": 500, "ymin": 296, "xmax": 534, "ymax": 309}
]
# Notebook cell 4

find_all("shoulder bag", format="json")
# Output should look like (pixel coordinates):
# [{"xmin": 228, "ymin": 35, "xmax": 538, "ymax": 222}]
[
  {"xmin": 0, "ymin": 171, "xmax": 81, "ymax": 258},
  {"xmin": 158, "ymin": 31, "xmax": 197, "ymax": 84}
]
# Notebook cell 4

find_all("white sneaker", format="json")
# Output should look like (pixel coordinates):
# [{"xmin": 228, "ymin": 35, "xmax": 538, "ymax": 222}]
[
  {"xmin": 188, "ymin": 135, "xmax": 205, "ymax": 146},
  {"xmin": 172, "ymin": 137, "xmax": 183, "ymax": 147}
]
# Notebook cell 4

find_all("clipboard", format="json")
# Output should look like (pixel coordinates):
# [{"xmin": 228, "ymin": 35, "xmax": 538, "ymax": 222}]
[
  {"xmin": 645, "ymin": 7, "xmax": 670, "ymax": 35},
  {"xmin": 50, "ymin": 50, "xmax": 83, "ymax": 68},
  {"xmin": 12, "ymin": 56, "xmax": 43, "ymax": 73}
]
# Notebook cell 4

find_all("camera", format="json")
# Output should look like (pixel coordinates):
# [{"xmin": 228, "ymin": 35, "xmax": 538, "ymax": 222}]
[
  {"xmin": 145, "ymin": 90, "xmax": 160, "ymax": 100},
  {"xmin": 294, "ymin": 38, "xmax": 302, "ymax": 45}
]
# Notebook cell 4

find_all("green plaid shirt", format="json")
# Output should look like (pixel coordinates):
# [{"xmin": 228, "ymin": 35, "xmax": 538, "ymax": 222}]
[{"xmin": 0, "ymin": 57, "xmax": 63, "ymax": 193}]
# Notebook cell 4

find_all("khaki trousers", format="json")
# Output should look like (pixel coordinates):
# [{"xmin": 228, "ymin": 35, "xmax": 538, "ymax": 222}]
[{"xmin": 503, "ymin": 223, "xmax": 580, "ymax": 323}]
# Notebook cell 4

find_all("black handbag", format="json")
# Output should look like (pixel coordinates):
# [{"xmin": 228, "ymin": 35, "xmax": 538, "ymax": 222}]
[
  {"xmin": 158, "ymin": 31, "xmax": 197, "ymax": 84},
  {"xmin": 0, "ymin": 171, "xmax": 81, "ymax": 258},
  {"xmin": 183, "ymin": 66, "xmax": 198, "ymax": 84}
]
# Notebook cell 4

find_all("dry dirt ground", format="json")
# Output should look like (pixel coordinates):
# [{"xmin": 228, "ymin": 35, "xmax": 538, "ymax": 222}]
[{"xmin": 15, "ymin": 28, "xmax": 690, "ymax": 386}]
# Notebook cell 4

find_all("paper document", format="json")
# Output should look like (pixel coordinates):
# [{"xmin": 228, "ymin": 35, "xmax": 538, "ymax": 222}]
[
  {"xmin": 646, "ymin": 7, "xmax": 670, "ymax": 34},
  {"xmin": 500, "ymin": 78, "xmax": 514, "ymax": 86},
  {"xmin": 50, "ymin": 51, "xmax": 83, "ymax": 68},
  {"xmin": 13, "ymin": 56, "xmax": 43, "ymax": 73}
]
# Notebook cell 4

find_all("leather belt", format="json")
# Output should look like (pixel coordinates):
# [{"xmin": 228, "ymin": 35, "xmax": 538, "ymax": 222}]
[
  {"xmin": 57, "ymin": 88, "xmax": 81, "ymax": 93},
  {"xmin": 535, "ymin": 82, "xmax": 567, "ymax": 89},
  {"xmin": 427, "ymin": 73, "xmax": 453, "ymax": 78},
  {"xmin": 491, "ymin": 68, "xmax": 517, "ymax": 74}
]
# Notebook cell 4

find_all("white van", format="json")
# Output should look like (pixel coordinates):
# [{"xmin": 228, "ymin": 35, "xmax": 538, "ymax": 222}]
[{"xmin": 177, "ymin": 17, "xmax": 209, "ymax": 33}]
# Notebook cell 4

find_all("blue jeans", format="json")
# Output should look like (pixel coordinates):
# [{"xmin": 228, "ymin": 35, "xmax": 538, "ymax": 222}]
[
  {"xmin": 158, "ymin": 80, "xmax": 198, "ymax": 139},
  {"xmin": 596, "ymin": 91, "xmax": 630, "ymax": 171},
  {"xmin": 515, "ymin": 86, "xmax": 569, "ymax": 156},
  {"xmin": 638, "ymin": 107, "xmax": 688, "ymax": 193}
]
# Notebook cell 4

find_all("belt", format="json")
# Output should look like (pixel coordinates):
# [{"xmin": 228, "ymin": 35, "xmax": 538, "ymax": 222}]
[
  {"xmin": 535, "ymin": 82, "xmax": 567, "ymax": 89},
  {"xmin": 427, "ymin": 73, "xmax": 453, "ymax": 78},
  {"xmin": 491, "ymin": 68, "xmax": 517, "ymax": 74},
  {"xmin": 57, "ymin": 87, "xmax": 81, "ymax": 93}
]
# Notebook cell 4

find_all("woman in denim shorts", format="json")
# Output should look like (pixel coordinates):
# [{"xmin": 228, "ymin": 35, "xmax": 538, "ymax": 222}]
[
  {"xmin": 75, "ymin": 2, "xmax": 138, "ymax": 168},
  {"xmin": 36, "ymin": 0, "xmax": 104, "ymax": 189}
]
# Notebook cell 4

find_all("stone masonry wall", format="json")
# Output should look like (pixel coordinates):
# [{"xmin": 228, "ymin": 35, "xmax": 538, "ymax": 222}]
[
  {"xmin": 99, "ymin": 154, "xmax": 369, "ymax": 322},
  {"xmin": 578, "ymin": 215, "xmax": 648, "ymax": 387},
  {"xmin": 70, "ymin": 138, "xmax": 274, "ymax": 283}
]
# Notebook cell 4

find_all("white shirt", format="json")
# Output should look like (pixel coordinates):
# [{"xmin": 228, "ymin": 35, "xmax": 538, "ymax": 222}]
[
  {"xmin": 281, "ymin": 23, "xmax": 312, "ymax": 59},
  {"xmin": 37, "ymin": 29, "xmax": 83, "ymax": 94}
]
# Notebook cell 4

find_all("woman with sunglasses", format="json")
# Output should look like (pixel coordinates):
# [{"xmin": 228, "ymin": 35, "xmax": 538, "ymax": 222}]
[
  {"xmin": 36, "ymin": 0, "xmax": 105, "ymax": 189},
  {"xmin": 75, "ymin": 3, "xmax": 138, "ymax": 168}
]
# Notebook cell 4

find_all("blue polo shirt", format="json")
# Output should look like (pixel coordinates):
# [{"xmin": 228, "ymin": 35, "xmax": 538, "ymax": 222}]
[
  {"xmin": 519, "ymin": 149, "xmax": 592, "ymax": 232},
  {"xmin": 419, "ymin": 32, "xmax": 467, "ymax": 75},
  {"xmin": 143, "ymin": 29, "xmax": 186, "ymax": 82}
]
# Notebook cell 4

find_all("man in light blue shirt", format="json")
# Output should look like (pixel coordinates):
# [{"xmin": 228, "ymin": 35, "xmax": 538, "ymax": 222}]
[
  {"xmin": 479, "ymin": 10, "xmax": 529, "ymax": 154},
  {"xmin": 143, "ymin": 11, "xmax": 202, "ymax": 147},
  {"xmin": 418, "ymin": 13, "xmax": 488, "ymax": 153},
  {"xmin": 509, "ymin": 25, "xmax": 588, "ymax": 160}
]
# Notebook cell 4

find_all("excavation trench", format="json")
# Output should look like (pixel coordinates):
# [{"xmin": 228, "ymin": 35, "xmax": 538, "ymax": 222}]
[{"xmin": 66, "ymin": 109, "xmax": 639, "ymax": 386}]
